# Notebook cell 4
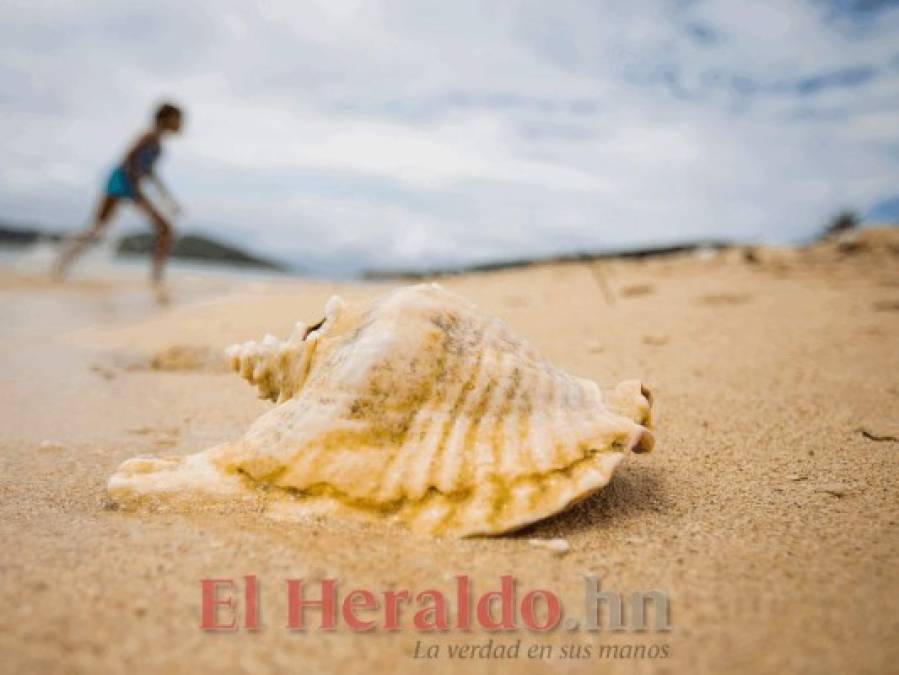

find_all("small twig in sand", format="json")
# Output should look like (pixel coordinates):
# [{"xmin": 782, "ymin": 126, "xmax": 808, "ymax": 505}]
[
  {"xmin": 813, "ymin": 484, "xmax": 850, "ymax": 497},
  {"xmin": 857, "ymin": 428, "xmax": 897, "ymax": 443},
  {"xmin": 586, "ymin": 262, "xmax": 615, "ymax": 305}
]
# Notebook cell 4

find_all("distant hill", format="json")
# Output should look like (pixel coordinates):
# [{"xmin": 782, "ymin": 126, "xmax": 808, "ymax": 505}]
[
  {"xmin": 0, "ymin": 224, "xmax": 285, "ymax": 272},
  {"xmin": 117, "ymin": 232, "xmax": 286, "ymax": 271},
  {"xmin": 363, "ymin": 240, "xmax": 732, "ymax": 280},
  {"xmin": 0, "ymin": 225, "xmax": 64, "ymax": 246}
]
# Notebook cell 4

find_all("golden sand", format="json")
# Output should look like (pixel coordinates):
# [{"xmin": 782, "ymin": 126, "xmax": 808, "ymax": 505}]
[{"xmin": 0, "ymin": 229, "xmax": 896, "ymax": 673}]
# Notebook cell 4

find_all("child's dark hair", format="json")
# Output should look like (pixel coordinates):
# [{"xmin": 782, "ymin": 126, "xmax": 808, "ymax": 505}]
[{"xmin": 155, "ymin": 102, "xmax": 182, "ymax": 123}]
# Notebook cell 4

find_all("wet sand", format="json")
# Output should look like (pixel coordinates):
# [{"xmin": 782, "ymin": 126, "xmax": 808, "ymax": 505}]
[{"xmin": 1, "ymin": 230, "xmax": 897, "ymax": 674}]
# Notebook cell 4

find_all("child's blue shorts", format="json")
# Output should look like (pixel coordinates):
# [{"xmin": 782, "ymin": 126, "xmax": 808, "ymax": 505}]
[{"xmin": 105, "ymin": 166, "xmax": 137, "ymax": 199}]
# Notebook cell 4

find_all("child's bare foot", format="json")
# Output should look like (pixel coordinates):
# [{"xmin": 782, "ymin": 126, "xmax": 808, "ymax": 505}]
[
  {"xmin": 51, "ymin": 251, "xmax": 71, "ymax": 281},
  {"xmin": 50, "ymin": 262, "xmax": 67, "ymax": 281},
  {"xmin": 153, "ymin": 282, "xmax": 171, "ymax": 305}
]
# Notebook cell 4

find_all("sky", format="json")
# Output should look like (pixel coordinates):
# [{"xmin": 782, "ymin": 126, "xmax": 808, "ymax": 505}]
[{"xmin": 1, "ymin": 0, "xmax": 898, "ymax": 275}]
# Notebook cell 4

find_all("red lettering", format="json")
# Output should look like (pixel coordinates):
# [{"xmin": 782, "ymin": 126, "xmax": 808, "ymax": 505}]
[
  {"xmin": 414, "ymin": 590, "xmax": 449, "ymax": 631},
  {"xmin": 286, "ymin": 579, "xmax": 337, "ymax": 630},
  {"xmin": 244, "ymin": 575, "xmax": 259, "ymax": 630},
  {"xmin": 200, "ymin": 578, "xmax": 237, "ymax": 631},
  {"xmin": 383, "ymin": 589, "xmax": 410, "ymax": 631},
  {"xmin": 342, "ymin": 589, "xmax": 378, "ymax": 631},
  {"xmin": 520, "ymin": 589, "xmax": 561, "ymax": 632},
  {"xmin": 456, "ymin": 575, "xmax": 471, "ymax": 630},
  {"xmin": 476, "ymin": 575, "xmax": 515, "ymax": 630}
]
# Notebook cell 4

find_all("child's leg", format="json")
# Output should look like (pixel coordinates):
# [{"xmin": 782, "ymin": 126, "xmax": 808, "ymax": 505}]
[
  {"xmin": 135, "ymin": 197, "xmax": 174, "ymax": 285},
  {"xmin": 53, "ymin": 195, "xmax": 119, "ymax": 278}
]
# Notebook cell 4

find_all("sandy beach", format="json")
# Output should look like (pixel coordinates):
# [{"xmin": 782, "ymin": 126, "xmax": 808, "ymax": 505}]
[{"xmin": 0, "ymin": 229, "xmax": 897, "ymax": 674}]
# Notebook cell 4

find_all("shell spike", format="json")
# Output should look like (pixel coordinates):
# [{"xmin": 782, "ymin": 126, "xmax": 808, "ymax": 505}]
[
  {"xmin": 288, "ymin": 320, "xmax": 308, "ymax": 343},
  {"xmin": 626, "ymin": 426, "xmax": 654, "ymax": 453}
]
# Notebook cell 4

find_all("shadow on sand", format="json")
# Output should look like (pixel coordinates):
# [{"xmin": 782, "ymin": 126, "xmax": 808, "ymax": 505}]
[{"xmin": 506, "ymin": 463, "xmax": 670, "ymax": 539}]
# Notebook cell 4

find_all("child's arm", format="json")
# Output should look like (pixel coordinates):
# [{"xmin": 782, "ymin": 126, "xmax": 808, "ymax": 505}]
[
  {"xmin": 122, "ymin": 132, "xmax": 157, "ymax": 201},
  {"xmin": 148, "ymin": 173, "xmax": 182, "ymax": 215}
]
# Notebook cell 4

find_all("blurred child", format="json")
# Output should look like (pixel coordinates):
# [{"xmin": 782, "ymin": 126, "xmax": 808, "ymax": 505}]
[{"xmin": 54, "ymin": 102, "xmax": 184, "ymax": 301}]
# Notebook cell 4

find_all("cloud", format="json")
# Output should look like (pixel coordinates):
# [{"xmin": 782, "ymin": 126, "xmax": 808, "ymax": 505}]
[
  {"xmin": 793, "ymin": 65, "xmax": 879, "ymax": 94},
  {"xmin": 0, "ymin": 0, "xmax": 897, "ymax": 274}
]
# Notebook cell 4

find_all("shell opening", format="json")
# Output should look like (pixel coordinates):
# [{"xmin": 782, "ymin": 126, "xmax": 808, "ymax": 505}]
[{"xmin": 302, "ymin": 317, "xmax": 325, "ymax": 339}]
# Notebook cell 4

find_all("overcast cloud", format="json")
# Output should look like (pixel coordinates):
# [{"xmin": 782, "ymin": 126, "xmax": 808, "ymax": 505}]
[{"xmin": 1, "ymin": 0, "xmax": 898, "ymax": 274}]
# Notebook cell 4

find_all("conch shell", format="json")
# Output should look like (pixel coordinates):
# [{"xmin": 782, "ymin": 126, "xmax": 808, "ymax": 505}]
[{"xmin": 108, "ymin": 284, "xmax": 654, "ymax": 536}]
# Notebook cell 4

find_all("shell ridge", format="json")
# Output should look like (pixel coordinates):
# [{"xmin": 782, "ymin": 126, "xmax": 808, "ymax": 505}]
[
  {"xmin": 406, "ymin": 315, "xmax": 484, "ymax": 497},
  {"xmin": 489, "ymin": 356, "xmax": 522, "ymax": 481},
  {"xmin": 435, "ymin": 318, "xmax": 500, "ymax": 495}
]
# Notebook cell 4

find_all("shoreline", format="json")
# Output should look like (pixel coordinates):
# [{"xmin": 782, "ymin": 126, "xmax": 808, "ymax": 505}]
[{"xmin": 4, "ymin": 222, "xmax": 895, "ymax": 282}]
